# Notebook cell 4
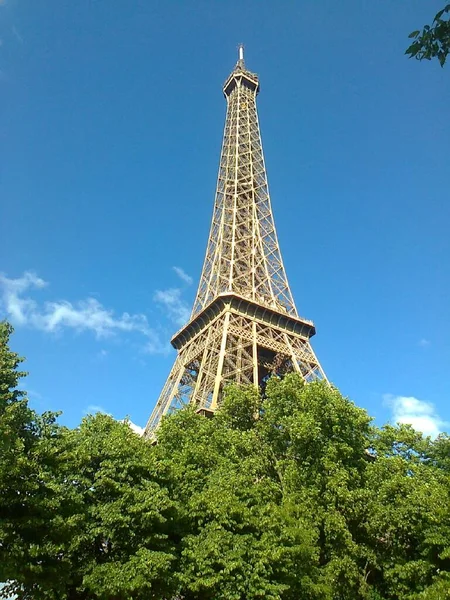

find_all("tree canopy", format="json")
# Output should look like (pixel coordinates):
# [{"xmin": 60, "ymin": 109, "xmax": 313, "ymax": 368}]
[
  {"xmin": 1, "ymin": 321, "xmax": 450, "ymax": 599},
  {"xmin": 406, "ymin": 4, "xmax": 450, "ymax": 67}
]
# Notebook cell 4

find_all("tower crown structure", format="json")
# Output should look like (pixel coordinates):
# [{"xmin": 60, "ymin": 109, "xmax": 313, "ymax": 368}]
[
  {"xmin": 144, "ymin": 49, "xmax": 326, "ymax": 437},
  {"xmin": 223, "ymin": 45, "xmax": 259, "ymax": 97}
]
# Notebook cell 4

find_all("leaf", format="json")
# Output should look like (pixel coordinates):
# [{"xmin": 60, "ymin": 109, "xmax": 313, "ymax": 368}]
[
  {"xmin": 405, "ymin": 41, "xmax": 422, "ymax": 57},
  {"xmin": 434, "ymin": 5, "xmax": 450, "ymax": 21},
  {"xmin": 408, "ymin": 30, "xmax": 420, "ymax": 38}
]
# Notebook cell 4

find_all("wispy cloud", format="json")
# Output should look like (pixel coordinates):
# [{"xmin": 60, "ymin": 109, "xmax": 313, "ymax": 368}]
[
  {"xmin": 0, "ymin": 272, "xmax": 167, "ymax": 354},
  {"xmin": 122, "ymin": 419, "xmax": 145, "ymax": 436},
  {"xmin": 418, "ymin": 338, "xmax": 431, "ymax": 348},
  {"xmin": 0, "ymin": 271, "xmax": 46, "ymax": 325},
  {"xmin": 85, "ymin": 404, "xmax": 110, "ymax": 415},
  {"xmin": 173, "ymin": 266, "xmax": 193, "ymax": 286},
  {"xmin": 83, "ymin": 409, "xmax": 145, "ymax": 436},
  {"xmin": 154, "ymin": 288, "xmax": 190, "ymax": 326},
  {"xmin": 11, "ymin": 25, "xmax": 23, "ymax": 44},
  {"xmin": 384, "ymin": 394, "xmax": 448, "ymax": 438}
]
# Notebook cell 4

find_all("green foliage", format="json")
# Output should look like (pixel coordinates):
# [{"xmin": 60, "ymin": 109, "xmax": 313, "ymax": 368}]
[
  {"xmin": 0, "ymin": 324, "xmax": 176, "ymax": 599},
  {"xmin": 260, "ymin": 378, "xmax": 372, "ymax": 599},
  {"xmin": 155, "ymin": 382, "xmax": 322, "ymax": 599},
  {"xmin": 0, "ymin": 320, "xmax": 36, "ymax": 460},
  {"xmin": 0, "ymin": 323, "xmax": 63, "ymax": 595},
  {"xmin": 1, "ymin": 414, "xmax": 178, "ymax": 599},
  {"xmin": 365, "ymin": 425, "xmax": 450, "ymax": 598},
  {"xmin": 62, "ymin": 414, "xmax": 177, "ymax": 600},
  {"xmin": 406, "ymin": 4, "xmax": 450, "ymax": 67},
  {"xmin": 2, "ymin": 323, "xmax": 450, "ymax": 599}
]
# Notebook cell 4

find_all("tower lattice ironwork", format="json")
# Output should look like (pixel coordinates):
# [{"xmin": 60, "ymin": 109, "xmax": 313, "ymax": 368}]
[{"xmin": 144, "ymin": 47, "xmax": 326, "ymax": 437}]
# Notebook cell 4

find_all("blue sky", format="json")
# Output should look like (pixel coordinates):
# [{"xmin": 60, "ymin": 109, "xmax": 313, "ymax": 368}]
[{"xmin": 1, "ymin": 0, "xmax": 449, "ymax": 436}]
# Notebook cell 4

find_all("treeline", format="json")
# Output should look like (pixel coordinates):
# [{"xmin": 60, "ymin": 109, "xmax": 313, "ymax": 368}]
[{"xmin": 1, "ymin": 321, "xmax": 450, "ymax": 600}]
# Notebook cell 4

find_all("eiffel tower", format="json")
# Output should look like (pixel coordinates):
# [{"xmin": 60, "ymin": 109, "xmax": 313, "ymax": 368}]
[{"xmin": 144, "ymin": 47, "xmax": 326, "ymax": 436}]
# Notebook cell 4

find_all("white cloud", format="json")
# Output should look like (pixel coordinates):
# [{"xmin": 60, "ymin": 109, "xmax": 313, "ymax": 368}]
[
  {"xmin": 0, "ymin": 272, "xmax": 167, "ymax": 354},
  {"xmin": 85, "ymin": 404, "xmax": 110, "ymax": 415},
  {"xmin": 142, "ymin": 334, "xmax": 171, "ymax": 355},
  {"xmin": 126, "ymin": 420, "xmax": 145, "ymax": 436},
  {"xmin": 154, "ymin": 288, "xmax": 190, "ymax": 326},
  {"xmin": 83, "ymin": 410, "xmax": 144, "ymax": 436},
  {"xmin": 173, "ymin": 266, "xmax": 193, "ymax": 286},
  {"xmin": 12, "ymin": 26, "xmax": 23, "ymax": 44},
  {"xmin": 0, "ymin": 271, "xmax": 46, "ymax": 324},
  {"xmin": 37, "ymin": 298, "xmax": 147, "ymax": 336},
  {"xmin": 384, "ymin": 394, "xmax": 448, "ymax": 438},
  {"xmin": 118, "ymin": 418, "xmax": 145, "ymax": 436},
  {"xmin": 418, "ymin": 338, "xmax": 431, "ymax": 348}
]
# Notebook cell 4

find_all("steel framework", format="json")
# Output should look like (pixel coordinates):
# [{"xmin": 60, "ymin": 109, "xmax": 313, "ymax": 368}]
[{"xmin": 144, "ymin": 48, "xmax": 326, "ymax": 437}]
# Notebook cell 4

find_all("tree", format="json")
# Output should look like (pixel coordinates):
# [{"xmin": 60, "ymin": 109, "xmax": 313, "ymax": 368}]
[
  {"xmin": 0, "ymin": 323, "xmax": 177, "ymax": 600},
  {"xmin": 364, "ymin": 425, "xmax": 450, "ymax": 598},
  {"xmin": 406, "ymin": 4, "xmax": 450, "ymax": 67},
  {"xmin": 155, "ymin": 383, "xmax": 324, "ymax": 600},
  {"xmin": 257, "ymin": 377, "xmax": 373, "ymax": 598},
  {"xmin": 154, "ymin": 377, "xmax": 379, "ymax": 599},
  {"xmin": 0, "ymin": 321, "xmax": 36, "ymax": 472},
  {"xmin": 2, "ymin": 322, "xmax": 450, "ymax": 599},
  {"xmin": 1, "ymin": 414, "xmax": 179, "ymax": 599},
  {"xmin": 155, "ymin": 376, "xmax": 450, "ymax": 599},
  {"xmin": 60, "ymin": 414, "xmax": 178, "ymax": 600},
  {"xmin": 0, "ymin": 322, "xmax": 58, "ymax": 595}
]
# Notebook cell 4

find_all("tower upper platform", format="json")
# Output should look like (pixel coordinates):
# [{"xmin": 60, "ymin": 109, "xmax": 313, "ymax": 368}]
[{"xmin": 223, "ymin": 45, "xmax": 260, "ymax": 96}]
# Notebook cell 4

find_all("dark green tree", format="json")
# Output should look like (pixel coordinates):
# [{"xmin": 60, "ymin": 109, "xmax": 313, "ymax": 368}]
[
  {"xmin": 257, "ymin": 376, "xmax": 373, "ymax": 598},
  {"xmin": 2, "ymin": 322, "xmax": 450, "ymax": 599},
  {"xmin": 0, "ymin": 323, "xmax": 177, "ymax": 600},
  {"xmin": 0, "ymin": 322, "xmax": 60, "ymax": 595},
  {"xmin": 406, "ymin": 4, "xmax": 450, "ymax": 66},
  {"xmin": 154, "ymin": 377, "xmax": 380, "ymax": 599},
  {"xmin": 155, "ymin": 383, "xmax": 324, "ymax": 600},
  {"xmin": 364, "ymin": 425, "xmax": 450, "ymax": 598},
  {"xmin": 61, "ymin": 414, "xmax": 178, "ymax": 600}
]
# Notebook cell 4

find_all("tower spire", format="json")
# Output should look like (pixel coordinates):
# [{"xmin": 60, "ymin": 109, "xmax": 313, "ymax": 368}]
[
  {"xmin": 237, "ymin": 43, "xmax": 245, "ymax": 67},
  {"xmin": 144, "ymin": 51, "xmax": 326, "ymax": 437}
]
